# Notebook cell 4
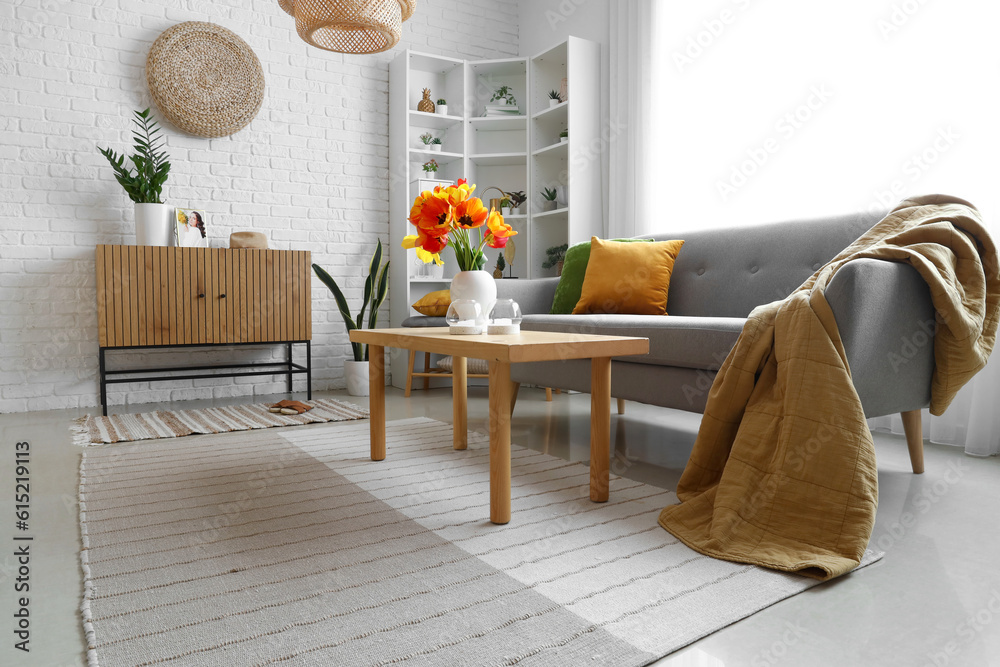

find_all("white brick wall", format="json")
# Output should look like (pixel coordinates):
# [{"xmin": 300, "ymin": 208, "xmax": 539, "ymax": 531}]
[{"xmin": 0, "ymin": 0, "xmax": 519, "ymax": 413}]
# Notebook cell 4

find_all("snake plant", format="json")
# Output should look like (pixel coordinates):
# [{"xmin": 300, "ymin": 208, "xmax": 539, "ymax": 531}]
[{"xmin": 313, "ymin": 240, "xmax": 389, "ymax": 362}]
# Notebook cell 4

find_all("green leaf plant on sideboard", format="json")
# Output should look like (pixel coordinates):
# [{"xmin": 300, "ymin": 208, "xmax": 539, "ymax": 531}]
[{"xmin": 313, "ymin": 240, "xmax": 389, "ymax": 396}]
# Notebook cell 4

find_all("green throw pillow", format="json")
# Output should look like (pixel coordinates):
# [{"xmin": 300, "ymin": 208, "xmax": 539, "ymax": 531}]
[{"xmin": 549, "ymin": 238, "xmax": 653, "ymax": 314}]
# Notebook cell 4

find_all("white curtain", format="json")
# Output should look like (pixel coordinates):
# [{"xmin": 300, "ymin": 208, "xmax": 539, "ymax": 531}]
[
  {"xmin": 623, "ymin": 0, "xmax": 1000, "ymax": 455},
  {"xmin": 608, "ymin": 0, "xmax": 657, "ymax": 238}
]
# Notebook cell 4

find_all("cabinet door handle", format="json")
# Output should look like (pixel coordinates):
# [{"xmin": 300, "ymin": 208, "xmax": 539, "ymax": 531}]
[
  {"xmin": 220, "ymin": 293, "xmax": 227, "ymax": 299},
  {"xmin": 198, "ymin": 293, "xmax": 205, "ymax": 298}
]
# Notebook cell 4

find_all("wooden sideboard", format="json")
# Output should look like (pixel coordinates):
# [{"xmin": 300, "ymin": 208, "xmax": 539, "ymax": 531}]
[{"xmin": 95, "ymin": 245, "xmax": 312, "ymax": 414}]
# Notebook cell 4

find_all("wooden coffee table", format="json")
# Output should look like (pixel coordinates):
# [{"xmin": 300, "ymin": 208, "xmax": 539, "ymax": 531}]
[{"xmin": 349, "ymin": 327, "xmax": 649, "ymax": 524}]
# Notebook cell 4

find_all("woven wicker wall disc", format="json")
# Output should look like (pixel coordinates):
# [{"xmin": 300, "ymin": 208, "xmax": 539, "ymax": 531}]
[
  {"xmin": 146, "ymin": 22, "xmax": 265, "ymax": 138},
  {"xmin": 278, "ymin": 0, "xmax": 295, "ymax": 16},
  {"xmin": 296, "ymin": 0, "xmax": 405, "ymax": 54}
]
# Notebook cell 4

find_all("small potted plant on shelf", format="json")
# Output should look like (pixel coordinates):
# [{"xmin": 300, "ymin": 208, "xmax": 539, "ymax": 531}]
[
  {"xmin": 506, "ymin": 190, "xmax": 527, "ymax": 214},
  {"xmin": 547, "ymin": 90, "xmax": 562, "ymax": 108},
  {"xmin": 429, "ymin": 137, "xmax": 442, "ymax": 152},
  {"xmin": 436, "ymin": 98, "xmax": 448, "ymax": 115},
  {"xmin": 542, "ymin": 243, "xmax": 568, "ymax": 276},
  {"xmin": 541, "ymin": 186, "xmax": 557, "ymax": 212},
  {"xmin": 491, "ymin": 85, "xmax": 516, "ymax": 106},
  {"xmin": 499, "ymin": 194, "xmax": 512, "ymax": 216},
  {"xmin": 312, "ymin": 240, "xmax": 389, "ymax": 397},
  {"xmin": 493, "ymin": 252, "xmax": 506, "ymax": 279},
  {"xmin": 422, "ymin": 159, "xmax": 439, "ymax": 173},
  {"xmin": 419, "ymin": 132, "xmax": 433, "ymax": 148},
  {"xmin": 559, "ymin": 129, "xmax": 568, "ymax": 143}
]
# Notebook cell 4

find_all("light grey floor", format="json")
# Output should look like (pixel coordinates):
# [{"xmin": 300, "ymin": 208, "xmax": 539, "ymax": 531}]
[{"xmin": 1, "ymin": 386, "xmax": 998, "ymax": 666}]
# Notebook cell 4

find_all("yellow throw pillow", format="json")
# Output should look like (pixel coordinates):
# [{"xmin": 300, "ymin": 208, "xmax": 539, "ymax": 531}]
[
  {"xmin": 572, "ymin": 237, "xmax": 685, "ymax": 315},
  {"xmin": 412, "ymin": 289, "xmax": 451, "ymax": 316}
]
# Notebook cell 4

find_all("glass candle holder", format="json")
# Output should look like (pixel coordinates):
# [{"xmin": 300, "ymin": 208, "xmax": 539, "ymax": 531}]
[
  {"xmin": 446, "ymin": 299, "xmax": 485, "ymax": 335},
  {"xmin": 487, "ymin": 298, "xmax": 522, "ymax": 335}
]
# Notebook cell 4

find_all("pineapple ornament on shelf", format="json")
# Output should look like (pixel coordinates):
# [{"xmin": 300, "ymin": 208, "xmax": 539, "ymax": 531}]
[
  {"xmin": 493, "ymin": 253, "xmax": 506, "ymax": 279},
  {"xmin": 417, "ymin": 88, "xmax": 435, "ymax": 113}
]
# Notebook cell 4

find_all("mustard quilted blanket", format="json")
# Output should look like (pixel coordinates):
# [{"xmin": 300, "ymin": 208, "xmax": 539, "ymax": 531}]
[{"xmin": 659, "ymin": 194, "xmax": 999, "ymax": 580}]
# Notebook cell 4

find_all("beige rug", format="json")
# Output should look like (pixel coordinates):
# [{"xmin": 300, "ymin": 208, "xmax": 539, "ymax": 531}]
[
  {"xmin": 78, "ymin": 418, "xmax": 881, "ymax": 666},
  {"xmin": 72, "ymin": 397, "xmax": 368, "ymax": 446}
]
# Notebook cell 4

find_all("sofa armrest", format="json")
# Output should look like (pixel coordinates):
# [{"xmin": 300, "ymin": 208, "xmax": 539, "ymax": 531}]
[
  {"xmin": 824, "ymin": 258, "xmax": 935, "ymax": 418},
  {"xmin": 496, "ymin": 277, "xmax": 560, "ymax": 315}
]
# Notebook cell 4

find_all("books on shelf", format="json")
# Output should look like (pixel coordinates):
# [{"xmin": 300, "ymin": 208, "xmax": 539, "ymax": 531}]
[{"xmin": 482, "ymin": 104, "xmax": 521, "ymax": 117}]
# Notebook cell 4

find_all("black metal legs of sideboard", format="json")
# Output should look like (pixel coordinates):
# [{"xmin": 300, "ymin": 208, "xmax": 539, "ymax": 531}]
[{"xmin": 98, "ymin": 341, "xmax": 313, "ymax": 416}]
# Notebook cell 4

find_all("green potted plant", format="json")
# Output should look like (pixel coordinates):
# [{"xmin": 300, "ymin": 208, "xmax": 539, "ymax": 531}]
[
  {"xmin": 97, "ymin": 108, "xmax": 172, "ymax": 246},
  {"xmin": 541, "ymin": 186, "xmax": 558, "ymax": 212},
  {"xmin": 312, "ymin": 240, "xmax": 389, "ymax": 396},
  {"xmin": 429, "ymin": 137, "xmax": 443, "ymax": 152},
  {"xmin": 542, "ymin": 243, "xmax": 568, "ymax": 276},
  {"xmin": 559, "ymin": 129, "xmax": 568, "ymax": 143},
  {"xmin": 419, "ymin": 132, "xmax": 433, "ymax": 147},
  {"xmin": 436, "ymin": 98, "xmax": 448, "ymax": 115},
  {"xmin": 547, "ymin": 90, "xmax": 562, "ymax": 108},
  {"xmin": 422, "ymin": 159, "xmax": 439, "ymax": 173},
  {"xmin": 506, "ymin": 190, "xmax": 527, "ymax": 214},
  {"xmin": 490, "ymin": 85, "xmax": 516, "ymax": 106}
]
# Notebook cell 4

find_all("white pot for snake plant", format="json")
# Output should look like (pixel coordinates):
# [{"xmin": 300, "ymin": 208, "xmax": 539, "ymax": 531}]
[
  {"xmin": 344, "ymin": 360, "xmax": 370, "ymax": 397},
  {"xmin": 134, "ymin": 203, "xmax": 174, "ymax": 246}
]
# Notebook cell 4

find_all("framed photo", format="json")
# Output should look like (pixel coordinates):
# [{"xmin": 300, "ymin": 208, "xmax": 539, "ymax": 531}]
[{"xmin": 175, "ymin": 208, "xmax": 207, "ymax": 247}]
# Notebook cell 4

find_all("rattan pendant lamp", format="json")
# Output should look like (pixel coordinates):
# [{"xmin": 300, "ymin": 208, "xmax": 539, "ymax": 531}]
[{"xmin": 278, "ymin": 0, "xmax": 416, "ymax": 54}]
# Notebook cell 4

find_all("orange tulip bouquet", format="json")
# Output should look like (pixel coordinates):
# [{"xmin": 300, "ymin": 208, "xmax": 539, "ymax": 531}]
[{"xmin": 402, "ymin": 179, "xmax": 517, "ymax": 271}]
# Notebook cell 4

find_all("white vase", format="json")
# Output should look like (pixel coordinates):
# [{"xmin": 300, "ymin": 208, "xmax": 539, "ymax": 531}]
[
  {"xmin": 134, "ymin": 203, "xmax": 173, "ymax": 246},
  {"xmin": 450, "ymin": 270, "xmax": 497, "ymax": 322},
  {"xmin": 344, "ymin": 359, "xmax": 370, "ymax": 397},
  {"xmin": 436, "ymin": 104, "xmax": 448, "ymax": 115}
]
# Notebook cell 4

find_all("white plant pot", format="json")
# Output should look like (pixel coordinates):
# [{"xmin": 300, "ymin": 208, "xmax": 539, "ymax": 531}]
[
  {"xmin": 436, "ymin": 105, "xmax": 448, "ymax": 115},
  {"xmin": 450, "ymin": 270, "xmax": 497, "ymax": 323},
  {"xmin": 542, "ymin": 200, "xmax": 557, "ymax": 212},
  {"xmin": 134, "ymin": 203, "xmax": 173, "ymax": 246},
  {"xmin": 548, "ymin": 99, "xmax": 559, "ymax": 108},
  {"xmin": 500, "ymin": 206, "xmax": 511, "ymax": 217},
  {"xmin": 429, "ymin": 144, "xmax": 442, "ymax": 152},
  {"xmin": 344, "ymin": 359, "xmax": 370, "ymax": 397},
  {"xmin": 559, "ymin": 136, "xmax": 568, "ymax": 144},
  {"xmin": 495, "ymin": 98, "xmax": 508, "ymax": 106}
]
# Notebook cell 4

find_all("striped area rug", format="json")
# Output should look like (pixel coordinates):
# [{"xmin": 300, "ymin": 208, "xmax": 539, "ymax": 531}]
[
  {"xmin": 78, "ymin": 418, "xmax": 880, "ymax": 666},
  {"xmin": 72, "ymin": 397, "xmax": 368, "ymax": 446}
]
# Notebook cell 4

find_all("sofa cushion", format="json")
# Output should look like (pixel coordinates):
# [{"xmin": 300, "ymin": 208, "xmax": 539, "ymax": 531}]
[
  {"xmin": 550, "ymin": 238, "xmax": 653, "ymax": 314},
  {"xmin": 573, "ymin": 237, "xmax": 685, "ymax": 315},
  {"xmin": 401, "ymin": 316, "xmax": 447, "ymax": 327},
  {"xmin": 520, "ymin": 314, "xmax": 745, "ymax": 370},
  {"xmin": 411, "ymin": 289, "xmax": 450, "ymax": 316}
]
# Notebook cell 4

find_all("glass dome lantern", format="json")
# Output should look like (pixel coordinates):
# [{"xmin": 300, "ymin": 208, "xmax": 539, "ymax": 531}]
[
  {"xmin": 487, "ymin": 298, "xmax": 522, "ymax": 335},
  {"xmin": 446, "ymin": 299, "xmax": 485, "ymax": 335}
]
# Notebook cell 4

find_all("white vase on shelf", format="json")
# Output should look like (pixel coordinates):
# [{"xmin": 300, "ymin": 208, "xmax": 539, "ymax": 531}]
[
  {"xmin": 134, "ymin": 203, "xmax": 173, "ymax": 246},
  {"xmin": 450, "ymin": 270, "xmax": 497, "ymax": 323}
]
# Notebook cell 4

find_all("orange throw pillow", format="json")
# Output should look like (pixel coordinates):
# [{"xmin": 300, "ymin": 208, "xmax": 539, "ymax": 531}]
[
  {"xmin": 411, "ymin": 289, "xmax": 451, "ymax": 316},
  {"xmin": 572, "ymin": 237, "xmax": 684, "ymax": 315}
]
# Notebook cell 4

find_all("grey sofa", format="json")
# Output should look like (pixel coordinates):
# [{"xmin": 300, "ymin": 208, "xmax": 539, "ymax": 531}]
[{"xmin": 405, "ymin": 210, "xmax": 935, "ymax": 472}]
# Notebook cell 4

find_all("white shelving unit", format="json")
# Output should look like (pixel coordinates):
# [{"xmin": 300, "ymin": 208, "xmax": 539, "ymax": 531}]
[{"xmin": 389, "ymin": 40, "xmax": 601, "ymax": 388}]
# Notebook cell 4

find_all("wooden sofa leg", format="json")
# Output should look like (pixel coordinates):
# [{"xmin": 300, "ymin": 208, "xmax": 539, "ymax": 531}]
[
  {"xmin": 901, "ymin": 410, "xmax": 925, "ymax": 474},
  {"xmin": 423, "ymin": 352, "xmax": 431, "ymax": 391},
  {"xmin": 545, "ymin": 387, "xmax": 552, "ymax": 402},
  {"xmin": 405, "ymin": 350, "xmax": 416, "ymax": 397},
  {"xmin": 617, "ymin": 398, "xmax": 625, "ymax": 415}
]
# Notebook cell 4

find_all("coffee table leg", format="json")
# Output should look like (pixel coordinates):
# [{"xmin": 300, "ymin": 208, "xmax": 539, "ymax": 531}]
[
  {"xmin": 369, "ymin": 345, "xmax": 386, "ymax": 461},
  {"xmin": 590, "ymin": 356, "xmax": 611, "ymax": 502},
  {"xmin": 488, "ymin": 361, "xmax": 512, "ymax": 524},
  {"xmin": 453, "ymin": 355, "xmax": 467, "ymax": 450}
]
